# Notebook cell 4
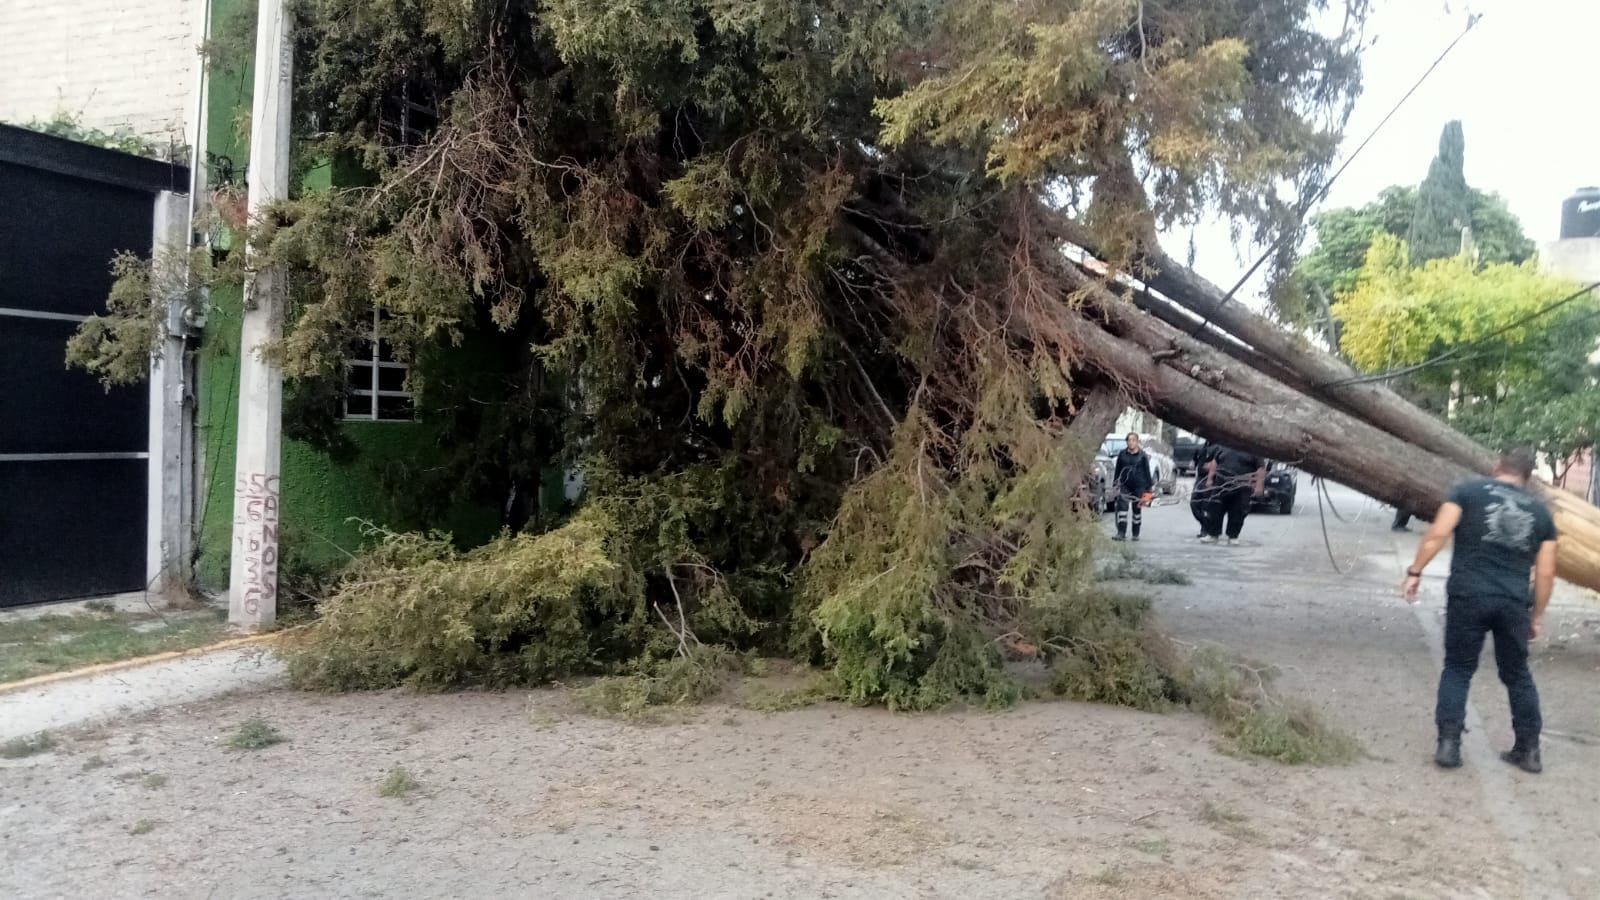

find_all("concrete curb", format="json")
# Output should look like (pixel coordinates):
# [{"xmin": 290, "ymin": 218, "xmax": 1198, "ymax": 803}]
[{"xmin": 0, "ymin": 628, "xmax": 297, "ymax": 696}]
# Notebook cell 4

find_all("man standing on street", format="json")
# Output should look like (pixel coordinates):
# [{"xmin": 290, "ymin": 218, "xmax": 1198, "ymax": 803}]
[
  {"xmin": 1199, "ymin": 445, "xmax": 1266, "ymax": 545},
  {"xmin": 1402, "ymin": 448, "xmax": 1557, "ymax": 773},
  {"xmin": 1112, "ymin": 433, "xmax": 1154, "ymax": 542}
]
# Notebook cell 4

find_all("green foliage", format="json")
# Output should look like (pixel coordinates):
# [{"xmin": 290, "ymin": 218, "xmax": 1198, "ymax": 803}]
[
  {"xmin": 128, "ymin": 819, "xmax": 159, "ymax": 836},
  {"xmin": 573, "ymin": 646, "xmax": 742, "ymax": 719},
  {"xmin": 741, "ymin": 674, "xmax": 842, "ymax": 712},
  {"xmin": 66, "ymin": 248, "xmax": 227, "ymax": 388},
  {"xmin": 1175, "ymin": 649, "xmax": 1359, "ymax": 765},
  {"xmin": 21, "ymin": 113, "xmax": 180, "ymax": 161},
  {"xmin": 282, "ymin": 509, "xmax": 647, "ymax": 690},
  {"xmin": 1333, "ymin": 235, "xmax": 1600, "ymax": 467},
  {"xmin": 1285, "ymin": 120, "xmax": 1535, "ymax": 327},
  {"xmin": 1096, "ymin": 548, "xmax": 1191, "ymax": 585},
  {"xmin": 1036, "ymin": 591, "xmax": 1177, "ymax": 711},
  {"xmin": 224, "ymin": 719, "xmax": 288, "ymax": 751},
  {"xmin": 1407, "ymin": 121, "xmax": 1473, "ymax": 266},
  {"xmin": 176, "ymin": 0, "xmax": 1369, "ymax": 710}
]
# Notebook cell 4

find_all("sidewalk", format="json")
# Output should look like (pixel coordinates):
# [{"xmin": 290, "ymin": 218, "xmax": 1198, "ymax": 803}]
[{"xmin": 0, "ymin": 643, "xmax": 285, "ymax": 743}]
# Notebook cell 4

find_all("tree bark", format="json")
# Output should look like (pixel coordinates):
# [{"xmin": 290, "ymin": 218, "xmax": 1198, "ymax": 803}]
[{"xmin": 1134, "ymin": 245, "xmax": 1496, "ymax": 473}]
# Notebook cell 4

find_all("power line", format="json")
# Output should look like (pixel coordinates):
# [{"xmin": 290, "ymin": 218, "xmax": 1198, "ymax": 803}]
[
  {"xmin": 1189, "ymin": 13, "xmax": 1484, "ymax": 337},
  {"xmin": 1318, "ymin": 280, "xmax": 1600, "ymax": 388}
]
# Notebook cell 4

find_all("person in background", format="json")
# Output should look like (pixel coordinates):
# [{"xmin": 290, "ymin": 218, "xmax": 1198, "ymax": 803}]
[
  {"xmin": 1403, "ymin": 447, "xmax": 1557, "ymax": 773},
  {"xmin": 1112, "ymin": 432, "xmax": 1155, "ymax": 542},
  {"xmin": 1393, "ymin": 507, "xmax": 1414, "ymax": 532},
  {"xmin": 1200, "ymin": 445, "xmax": 1266, "ymax": 545},
  {"xmin": 1190, "ymin": 442, "xmax": 1220, "ymax": 538}
]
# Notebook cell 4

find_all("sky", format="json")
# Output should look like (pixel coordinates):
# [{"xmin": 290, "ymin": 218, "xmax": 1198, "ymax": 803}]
[{"xmin": 1187, "ymin": 0, "xmax": 1600, "ymax": 305}]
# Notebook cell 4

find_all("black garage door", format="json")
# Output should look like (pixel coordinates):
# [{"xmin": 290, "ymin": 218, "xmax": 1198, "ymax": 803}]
[{"xmin": 0, "ymin": 126, "xmax": 187, "ymax": 606}]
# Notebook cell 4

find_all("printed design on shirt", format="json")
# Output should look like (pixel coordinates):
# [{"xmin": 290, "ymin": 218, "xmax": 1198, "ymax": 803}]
[{"xmin": 1483, "ymin": 483, "xmax": 1537, "ymax": 553}]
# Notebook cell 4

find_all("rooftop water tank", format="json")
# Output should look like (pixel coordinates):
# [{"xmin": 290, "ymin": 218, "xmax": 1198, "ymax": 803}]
[{"xmin": 1561, "ymin": 187, "xmax": 1600, "ymax": 239}]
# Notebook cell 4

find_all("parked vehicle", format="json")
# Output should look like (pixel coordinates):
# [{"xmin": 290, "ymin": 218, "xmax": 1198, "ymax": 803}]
[
  {"xmin": 1173, "ymin": 436, "xmax": 1206, "ymax": 475},
  {"xmin": 1099, "ymin": 433, "xmax": 1177, "ymax": 497},
  {"xmin": 1250, "ymin": 462, "xmax": 1299, "ymax": 514}
]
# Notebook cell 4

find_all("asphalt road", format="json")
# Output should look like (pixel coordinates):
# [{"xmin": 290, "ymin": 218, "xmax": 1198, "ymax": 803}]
[{"xmin": 1117, "ymin": 476, "xmax": 1600, "ymax": 899}]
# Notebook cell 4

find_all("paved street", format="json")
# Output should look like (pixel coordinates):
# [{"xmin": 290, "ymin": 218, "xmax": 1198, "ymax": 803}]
[{"xmin": 2, "ymin": 478, "xmax": 1597, "ymax": 899}]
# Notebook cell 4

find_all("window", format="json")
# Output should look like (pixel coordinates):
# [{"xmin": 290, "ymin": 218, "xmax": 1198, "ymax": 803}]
[{"xmin": 345, "ymin": 310, "xmax": 415, "ymax": 421}]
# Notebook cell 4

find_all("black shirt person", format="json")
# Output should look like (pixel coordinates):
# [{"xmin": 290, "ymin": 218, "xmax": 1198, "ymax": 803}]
[
  {"xmin": 1199, "ymin": 446, "xmax": 1265, "ymax": 545},
  {"xmin": 1111, "ymin": 433, "xmax": 1155, "ymax": 542},
  {"xmin": 1403, "ymin": 448, "xmax": 1558, "ymax": 773},
  {"xmin": 1189, "ymin": 442, "xmax": 1220, "ymax": 538}
]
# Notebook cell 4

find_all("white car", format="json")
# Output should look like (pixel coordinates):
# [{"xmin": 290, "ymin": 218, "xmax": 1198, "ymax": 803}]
[{"xmin": 1099, "ymin": 433, "xmax": 1178, "ymax": 497}]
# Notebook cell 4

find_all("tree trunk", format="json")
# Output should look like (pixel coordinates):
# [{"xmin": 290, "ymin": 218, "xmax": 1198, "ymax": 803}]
[
  {"xmin": 1056, "ymin": 269, "xmax": 1600, "ymax": 593},
  {"xmin": 1134, "ymin": 246, "xmax": 1496, "ymax": 473},
  {"xmin": 1063, "ymin": 379, "xmax": 1125, "ymax": 506}
]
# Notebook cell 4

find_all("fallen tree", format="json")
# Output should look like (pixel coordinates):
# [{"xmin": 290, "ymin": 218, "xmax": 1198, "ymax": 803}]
[{"xmin": 71, "ymin": 0, "xmax": 1600, "ymax": 706}]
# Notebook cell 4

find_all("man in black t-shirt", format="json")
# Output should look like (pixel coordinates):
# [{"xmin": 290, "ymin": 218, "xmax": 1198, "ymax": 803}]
[
  {"xmin": 1403, "ymin": 448, "xmax": 1558, "ymax": 773},
  {"xmin": 1198, "ymin": 446, "xmax": 1266, "ymax": 544}
]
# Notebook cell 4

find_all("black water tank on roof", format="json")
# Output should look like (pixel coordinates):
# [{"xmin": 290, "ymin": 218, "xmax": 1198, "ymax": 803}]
[{"xmin": 1561, "ymin": 187, "xmax": 1600, "ymax": 238}]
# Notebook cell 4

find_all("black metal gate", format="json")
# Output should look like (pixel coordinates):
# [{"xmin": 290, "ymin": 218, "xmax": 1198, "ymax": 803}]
[{"xmin": 0, "ymin": 125, "xmax": 187, "ymax": 606}]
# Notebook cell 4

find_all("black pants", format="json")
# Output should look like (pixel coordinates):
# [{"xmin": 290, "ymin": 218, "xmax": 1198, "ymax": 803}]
[
  {"xmin": 1114, "ymin": 493, "xmax": 1143, "ymax": 538},
  {"xmin": 1393, "ymin": 509, "xmax": 1412, "ymax": 529},
  {"xmin": 1205, "ymin": 486, "xmax": 1252, "ymax": 539},
  {"xmin": 1436, "ymin": 593, "xmax": 1542, "ymax": 744},
  {"xmin": 1191, "ymin": 488, "xmax": 1218, "ymax": 533}
]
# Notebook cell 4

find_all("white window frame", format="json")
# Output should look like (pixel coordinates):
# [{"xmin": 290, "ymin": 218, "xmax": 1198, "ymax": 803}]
[{"xmin": 344, "ymin": 309, "xmax": 415, "ymax": 422}]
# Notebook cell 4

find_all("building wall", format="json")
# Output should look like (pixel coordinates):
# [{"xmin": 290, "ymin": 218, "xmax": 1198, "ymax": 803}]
[
  {"xmin": 1541, "ymin": 238, "xmax": 1600, "ymax": 284},
  {"xmin": 0, "ymin": 0, "xmax": 205, "ymax": 146},
  {"xmin": 193, "ymin": 0, "xmax": 497, "ymax": 586}
]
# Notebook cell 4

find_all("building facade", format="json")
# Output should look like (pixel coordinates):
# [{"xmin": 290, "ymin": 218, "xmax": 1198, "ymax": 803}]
[{"xmin": 0, "ymin": 0, "xmax": 207, "ymax": 149}]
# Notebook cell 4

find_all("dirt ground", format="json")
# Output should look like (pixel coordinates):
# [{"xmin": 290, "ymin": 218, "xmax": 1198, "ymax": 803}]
[{"xmin": 2, "ymin": 483, "xmax": 1597, "ymax": 899}]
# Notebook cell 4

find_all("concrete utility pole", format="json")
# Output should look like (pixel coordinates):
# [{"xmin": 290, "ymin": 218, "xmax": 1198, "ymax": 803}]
[{"xmin": 228, "ymin": 0, "xmax": 293, "ymax": 627}]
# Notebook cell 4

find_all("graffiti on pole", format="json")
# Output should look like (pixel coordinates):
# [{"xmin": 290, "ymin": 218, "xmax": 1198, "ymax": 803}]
[{"xmin": 233, "ymin": 473, "xmax": 280, "ymax": 616}]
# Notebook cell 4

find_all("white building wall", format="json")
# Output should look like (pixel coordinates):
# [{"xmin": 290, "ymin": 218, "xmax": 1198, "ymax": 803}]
[
  {"xmin": 0, "ymin": 0, "xmax": 205, "ymax": 149},
  {"xmin": 1542, "ymin": 238, "xmax": 1600, "ymax": 285}
]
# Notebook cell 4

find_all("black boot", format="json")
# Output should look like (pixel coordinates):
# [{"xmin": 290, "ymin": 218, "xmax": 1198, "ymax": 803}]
[
  {"xmin": 1435, "ymin": 722, "xmax": 1463, "ymax": 769},
  {"xmin": 1500, "ymin": 740, "xmax": 1542, "ymax": 774}
]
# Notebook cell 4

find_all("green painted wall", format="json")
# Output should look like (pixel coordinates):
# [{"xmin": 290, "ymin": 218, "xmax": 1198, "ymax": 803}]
[{"xmin": 194, "ymin": 0, "xmax": 496, "ymax": 585}]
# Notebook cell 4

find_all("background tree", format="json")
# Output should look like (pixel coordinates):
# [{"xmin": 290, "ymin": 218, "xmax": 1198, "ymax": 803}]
[
  {"xmin": 1286, "ymin": 123, "xmax": 1535, "ymax": 330},
  {"xmin": 1406, "ymin": 120, "xmax": 1474, "ymax": 264},
  {"xmin": 1334, "ymin": 234, "xmax": 1600, "ymax": 481}
]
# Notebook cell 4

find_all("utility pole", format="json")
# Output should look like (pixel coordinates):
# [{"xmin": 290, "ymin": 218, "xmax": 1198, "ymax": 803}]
[{"xmin": 228, "ymin": 0, "xmax": 293, "ymax": 627}]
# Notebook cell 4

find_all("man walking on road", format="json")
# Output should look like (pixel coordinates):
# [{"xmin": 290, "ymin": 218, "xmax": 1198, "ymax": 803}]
[
  {"xmin": 1403, "ymin": 448, "xmax": 1558, "ymax": 773},
  {"xmin": 1199, "ymin": 446, "xmax": 1266, "ymax": 545},
  {"xmin": 1112, "ymin": 433, "xmax": 1155, "ymax": 542}
]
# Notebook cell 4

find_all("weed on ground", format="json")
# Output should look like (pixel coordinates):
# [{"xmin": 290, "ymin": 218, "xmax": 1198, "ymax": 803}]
[
  {"xmin": 0, "ymin": 733, "xmax": 58, "ymax": 759},
  {"xmin": 224, "ymin": 719, "xmax": 287, "ymax": 752},
  {"xmin": 574, "ymin": 648, "xmax": 740, "ymax": 720},
  {"xmin": 378, "ymin": 767, "xmax": 422, "ymax": 799},
  {"xmin": 1096, "ymin": 548, "xmax": 1192, "ymax": 585},
  {"xmin": 1176, "ymin": 648, "xmax": 1360, "ymax": 765},
  {"xmin": 127, "ymin": 819, "xmax": 157, "ymax": 836}
]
